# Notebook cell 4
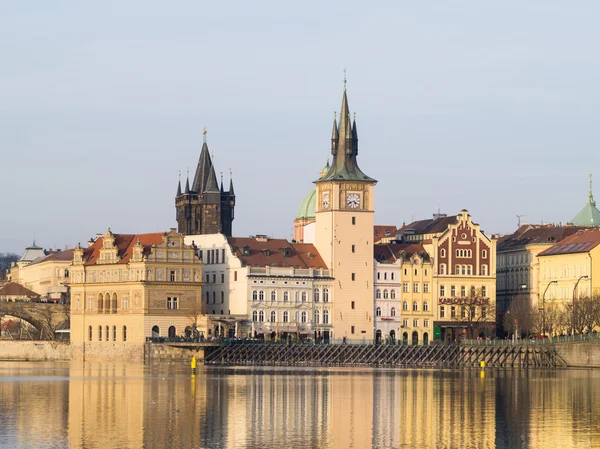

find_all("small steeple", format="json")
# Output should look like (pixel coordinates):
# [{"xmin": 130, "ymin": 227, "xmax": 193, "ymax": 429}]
[
  {"xmin": 184, "ymin": 176, "xmax": 190, "ymax": 194},
  {"xmin": 229, "ymin": 170, "xmax": 235, "ymax": 196},
  {"xmin": 176, "ymin": 170, "xmax": 182, "ymax": 196},
  {"xmin": 589, "ymin": 173, "xmax": 596, "ymax": 206},
  {"xmin": 220, "ymin": 172, "xmax": 224, "ymax": 193},
  {"xmin": 352, "ymin": 113, "xmax": 358, "ymax": 155},
  {"xmin": 331, "ymin": 112, "xmax": 339, "ymax": 155},
  {"xmin": 571, "ymin": 173, "xmax": 600, "ymax": 226}
]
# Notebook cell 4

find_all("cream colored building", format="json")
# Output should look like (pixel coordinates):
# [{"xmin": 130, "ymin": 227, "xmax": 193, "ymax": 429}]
[
  {"xmin": 496, "ymin": 224, "xmax": 590, "ymax": 316},
  {"xmin": 7, "ymin": 244, "xmax": 72, "ymax": 301},
  {"xmin": 314, "ymin": 87, "xmax": 376, "ymax": 341},
  {"xmin": 69, "ymin": 229, "xmax": 203, "ymax": 357},
  {"xmin": 185, "ymin": 233, "xmax": 334, "ymax": 340},
  {"xmin": 537, "ymin": 228, "xmax": 600, "ymax": 313}
]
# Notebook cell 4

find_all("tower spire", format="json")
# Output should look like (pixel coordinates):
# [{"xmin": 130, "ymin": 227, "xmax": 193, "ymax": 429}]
[
  {"xmin": 590, "ymin": 173, "xmax": 595, "ymax": 205},
  {"xmin": 176, "ymin": 170, "xmax": 182, "ymax": 196},
  {"xmin": 331, "ymin": 111, "xmax": 339, "ymax": 155},
  {"xmin": 229, "ymin": 169, "xmax": 235, "ymax": 196}
]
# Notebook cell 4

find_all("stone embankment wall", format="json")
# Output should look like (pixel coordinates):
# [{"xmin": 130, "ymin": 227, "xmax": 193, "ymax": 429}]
[
  {"xmin": 71, "ymin": 342, "xmax": 146, "ymax": 362},
  {"xmin": 553, "ymin": 342, "xmax": 600, "ymax": 368},
  {"xmin": 0, "ymin": 341, "xmax": 71, "ymax": 361},
  {"xmin": 144, "ymin": 343, "xmax": 206, "ymax": 363}
]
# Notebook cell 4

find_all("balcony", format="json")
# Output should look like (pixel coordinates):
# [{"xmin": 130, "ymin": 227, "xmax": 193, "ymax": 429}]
[{"xmin": 248, "ymin": 266, "xmax": 331, "ymax": 278}]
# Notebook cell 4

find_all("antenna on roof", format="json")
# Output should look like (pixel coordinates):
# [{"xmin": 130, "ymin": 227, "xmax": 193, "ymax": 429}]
[{"xmin": 516, "ymin": 214, "xmax": 526, "ymax": 227}]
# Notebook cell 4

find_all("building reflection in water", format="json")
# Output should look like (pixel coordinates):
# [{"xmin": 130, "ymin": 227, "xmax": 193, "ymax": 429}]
[{"xmin": 0, "ymin": 361, "xmax": 596, "ymax": 448}]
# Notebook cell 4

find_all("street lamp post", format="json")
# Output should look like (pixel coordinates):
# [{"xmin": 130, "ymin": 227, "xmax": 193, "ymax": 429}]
[
  {"xmin": 571, "ymin": 275, "xmax": 589, "ymax": 336},
  {"xmin": 541, "ymin": 280, "xmax": 558, "ymax": 338}
]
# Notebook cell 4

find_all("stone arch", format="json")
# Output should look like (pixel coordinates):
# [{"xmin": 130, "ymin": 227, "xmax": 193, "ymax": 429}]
[
  {"xmin": 97, "ymin": 292, "xmax": 104, "ymax": 312},
  {"xmin": 168, "ymin": 326, "xmax": 176, "ymax": 338},
  {"xmin": 152, "ymin": 325, "xmax": 160, "ymax": 338},
  {"xmin": 412, "ymin": 331, "xmax": 419, "ymax": 345}
]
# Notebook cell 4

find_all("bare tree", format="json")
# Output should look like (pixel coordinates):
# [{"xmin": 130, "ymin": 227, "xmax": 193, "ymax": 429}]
[
  {"xmin": 503, "ymin": 298, "xmax": 536, "ymax": 337},
  {"xmin": 0, "ymin": 252, "xmax": 19, "ymax": 280},
  {"xmin": 566, "ymin": 295, "xmax": 600, "ymax": 335},
  {"xmin": 449, "ymin": 287, "xmax": 495, "ymax": 339}
]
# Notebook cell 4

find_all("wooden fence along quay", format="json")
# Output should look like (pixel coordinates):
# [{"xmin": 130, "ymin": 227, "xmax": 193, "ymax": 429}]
[{"xmin": 202, "ymin": 342, "xmax": 568, "ymax": 369}]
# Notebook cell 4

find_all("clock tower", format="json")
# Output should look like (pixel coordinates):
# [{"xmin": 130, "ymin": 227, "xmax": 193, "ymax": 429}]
[{"xmin": 314, "ymin": 84, "xmax": 377, "ymax": 341}]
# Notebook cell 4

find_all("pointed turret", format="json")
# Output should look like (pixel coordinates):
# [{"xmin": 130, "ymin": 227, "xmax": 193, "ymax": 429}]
[
  {"xmin": 184, "ymin": 177, "xmax": 190, "ymax": 194},
  {"xmin": 176, "ymin": 178, "xmax": 182, "ymax": 196},
  {"xmin": 229, "ymin": 176, "xmax": 235, "ymax": 197},
  {"xmin": 318, "ymin": 84, "xmax": 376, "ymax": 183},
  {"xmin": 331, "ymin": 115, "xmax": 339, "ymax": 155},
  {"xmin": 192, "ymin": 141, "xmax": 214, "ymax": 194},
  {"xmin": 572, "ymin": 173, "xmax": 600, "ymax": 226},
  {"xmin": 220, "ymin": 172, "xmax": 224, "ymax": 193}
]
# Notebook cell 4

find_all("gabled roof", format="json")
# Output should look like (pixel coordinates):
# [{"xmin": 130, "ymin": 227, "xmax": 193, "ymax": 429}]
[
  {"xmin": 498, "ymin": 224, "xmax": 591, "ymax": 252},
  {"xmin": 0, "ymin": 282, "xmax": 40, "ymax": 298},
  {"xmin": 538, "ymin": 228, "xmax": 600, "ymax": 256},
  {"xmin": 374, "ymin": 243, "xmax": 428, "ymax": 262},
  {"xmin": 28, "ymin": 249, "xmax": 75, "ymax": 265},
  {"xmin": 82, "ymin": 233, "xmax": 165, "ymax": 265},
  {"xmin": 227, "ymin": 237, "xmax": 327, "ymax": 269},
  {"xmin": 402, "ymin": 216, "xmax": 458, "ymax": 235}
]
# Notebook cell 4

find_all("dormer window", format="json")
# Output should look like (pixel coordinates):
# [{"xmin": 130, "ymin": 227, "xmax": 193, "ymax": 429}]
[
  {"xmin": 280, "ymin": 247, "xmax": 292, "ymax": 258},
  {"xmin": 262, "ymin": 249, "xmax": 271, "ymax": 257},
  {"xmin": 241, "ymin": 246, "xmax": 250, "ymax": 256}
]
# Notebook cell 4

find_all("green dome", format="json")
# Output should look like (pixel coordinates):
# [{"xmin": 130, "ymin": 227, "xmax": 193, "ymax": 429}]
[{"xmin": 296, "ymin": 189, "xmax": 316, "ymax": 220}]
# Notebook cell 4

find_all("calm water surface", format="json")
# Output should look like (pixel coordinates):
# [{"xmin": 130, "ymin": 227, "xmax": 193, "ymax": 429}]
[{"xmin": 0, "ymin": 361, "xmax": 599, "ymax": 449}]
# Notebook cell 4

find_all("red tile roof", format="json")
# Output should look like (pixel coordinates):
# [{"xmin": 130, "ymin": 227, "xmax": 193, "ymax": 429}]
[
  {"xmin": 82, "ymin": 233, "xmax": 166, "ymax": 265},
  {"xmin": 374, "ymin": 225, "xmax": 397, "ymax": 241},
  {"xmin": 403, "ymin": 216, "xmax": 458, "ymax": 235},
  {"xmin": 538, "ymin": 229, "xmax": 600, "ymax": 256},
  {"xmin": 498, "ymin": 224, "xmax": 593, "ymax": 251},
  {"xmin": 227, "ymin": 238, "xmax": 328, "ymax": 269},
  {"xmin": 0, "ymin": 282, "xmax": 40, "ymax": 298},
  {"xmin": 374, "ymin": 243, "xmax": 428, "ymax": 262},
  {"xmin": 29, "ymin": 249, "xmax": 75, "ymax": 265}
]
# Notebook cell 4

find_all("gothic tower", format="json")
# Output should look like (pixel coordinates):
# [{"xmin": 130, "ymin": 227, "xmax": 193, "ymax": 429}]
[
  {"xmin": 314, "ymin": 84, "xmax": 377, "ymax": 341},
  {"xmin": 175, "ymin": 134, "xmax": 235, "ymax": 236}
]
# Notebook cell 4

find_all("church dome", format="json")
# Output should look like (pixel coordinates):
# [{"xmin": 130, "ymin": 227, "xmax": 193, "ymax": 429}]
[{"xmin": 296, "ymin": 189, "xmax": 316, "ymax": 220}]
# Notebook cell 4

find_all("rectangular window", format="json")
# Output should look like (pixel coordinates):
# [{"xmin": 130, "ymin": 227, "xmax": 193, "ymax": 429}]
[
  {"xmin": 424, "ymin": 269, "xmax": 429, "ymax": 276},
  {"xmin": 212, "ymin": 274, "xmax": 216, "ymax": 283},
  {"xmin": 413, "ymin": 283, "xmax": 419, "ymax": 293},
  {"xmin": 351, "ymin": 273, "xmax": 355, "ymax": 281},
  {"xmin": 221, "ymin": 273, "xmax": 225, "ymax": 283},
  {"xmin": 391, "ymin": 272, "xmax": 395, "ymax": 280},
  {"xmin": 167, "ymin": 297, "xmax": 179, "ymax": 310},
  {"xmin": 351, "ymin": 301, "xmax": 355, "ymax": 310},
  {"xmin": 440, "ymin": 285, "xmax": 445, "ymax": 296},
  {"xmin": 461, "ymin": 286, "xmax": 466, "ymax": 297},
  {"xmin": 451, "ymin": 306, "xmax": 456, "ymax": 318},
  {"xmin": 451, "ymin": 286, "xmax": 456, "ymax": 297},
  {"xmin": 222, "ymin": 249, "xmax": 225, "ymax": 263},
  {"xmin": 351, "ymin": 325, "xmax": 355, "ymax": 334},
  {"xmin": 423, "ymin": 283, "xmax": 429, "ymax": 293},
  {"xmin": 414, "ymin": 269, "xmax": 418, "ymax": 276},
  {"xmin": 403, "ymin": 283, "xmax": 409, "ymax": 293},
  {"xmin": 351, "ymin": 244, "xmax": 355, "ymax": 253},
  {"xmin": 377, "ymin": 272, "xmax": 380, "ymax": 280},
  {"xmin": 404, "ymin": 268, "xmax": 408, "ymax": 276},
  {"xmin": 413, "ymin": 319, "xmax": 418, "ymax": 327},
  {"xmin": 424, "ymin": 320, "xmax": 430, "ymax": 327},
  {"xmin": 482, "ymin": 286, "xmax": 487, "ymax": 297},
  {"xmin": 352, "ymin": 217, "xmax": 356, "ymax": 225},
  {"xmin": 440, "ymin": 307, "xmax": 445, "ymax": 319},
  {"xmin": 198, "ymin": 250, "xmax": 203, "ymax": 261},
  {"xmin": 215, "ymin": 250, "xmax": 219, "ymax": 264},
  {"xmin": 234, "ymin": 271, "xmax": 238, "ymax": 282},
  {"xmin": 170, "ymin": 271, "xmax": 176, "ymax": 282},
  {"xmin": 482, "ymin": 307, "xmax": 487, "ymax": 318},
  {"xmin": 206, "ymin": 274, "xmax": 210, "ymax": 283}
]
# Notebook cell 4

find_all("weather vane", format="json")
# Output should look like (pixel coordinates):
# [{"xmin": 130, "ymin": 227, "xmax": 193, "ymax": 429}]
[{"xmin": 343, "ymin": 68, "xmax": 347, "ymax": 91}]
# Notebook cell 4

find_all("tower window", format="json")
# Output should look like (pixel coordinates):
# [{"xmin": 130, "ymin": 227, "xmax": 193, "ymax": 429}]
[
  {"xmin": 352, "ymin": 217, "xmax": 356, "ymax": 225},
  {"xmin": 351, "ymin": 244, "xmax": 355, "ymax": 253},
  {"xmin": 351, "ymin": 326, "xmax": 355, "ymax": 334},
  {"xmin": 351, "ymin": 301, "xmax": 355, "ymax": 309},
  {"xmin": 351, "ymin": 273, "xmax": 355, "ymax": 281}
]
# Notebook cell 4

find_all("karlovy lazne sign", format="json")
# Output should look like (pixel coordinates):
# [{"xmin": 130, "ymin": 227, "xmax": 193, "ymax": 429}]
[{"xmin": 438, "ymin": 297, "xmax": 490, "ymax": 305}]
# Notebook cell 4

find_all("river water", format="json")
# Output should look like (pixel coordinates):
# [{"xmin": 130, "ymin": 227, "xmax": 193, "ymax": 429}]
[{"xmin": 0, "ymin": 361, "xmax": 599, "ymax": 449}]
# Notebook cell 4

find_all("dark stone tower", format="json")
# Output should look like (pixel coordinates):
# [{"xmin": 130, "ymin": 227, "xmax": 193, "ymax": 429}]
[{"xmin": 175, "ymin": 134, "xmax": 235, "ymax": 236}]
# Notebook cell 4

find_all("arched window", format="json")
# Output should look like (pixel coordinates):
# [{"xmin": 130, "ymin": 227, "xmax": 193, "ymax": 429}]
[
  {"xmin": 271, "ymin": 291, "xmax": 276, "ymax": 301},
  {"xmin": 323, "ymin": 288, "xmax": 329, "ymax": 302},
  {"xmin": 301, "ymin": 311, "xmax": 307, "ymax": 323},
  {"xmin": 482, "ymin": 249, "xmax": 487, "ymax": 258},
  {"xmin": 112, "ymin": 293, "xmax": 117, "ymax": 313},
  {"xmin": 259, "ymin": 291, "xmax": 265, "ymax": 301},
  {"xmin": 259, "ymin": 310, "xmax": 265, "ymax": 322},
  {"xmin": 403, "ymin": 301, "xmax": 408, "ymax": 311},
  {"xmin": 376, "ymin": 307, "xmax": 382, "ymax": 316},
  {"xmin": 97, "ymin": 293, "xmax": 104, "ymax": 312},
  {"xmin": 376, "ymin": 289, "xmax": 381, "ymax": 299},
  {"xmin": 441, "ymin": 249, "xmax": 446, "ymax": 258},
  {"xmin": 383, "ymin": 289, "xmax": 389, "ymax": 299},
  {"xmin": 423, "ymin": 301, "xmax": 429, "ymax": 312},
  {"xmin": 168, "ymin": 326, "xmax": 176, "ymax": 338},
  {"xmin": 482, "ymin": 264, "xmax": 488, "ymax": 275},
  {"xmin": 391, "ymin": 307, "xmax": 396, "ymax": 317},
  {"xmin": 314, "ymin": 309, "xmax": 320, "ymax": 324},
  {"xmin": 221, "ymin": 291, "xmax": 225, "ymax": 303},
  {"xmin": 152, "ymin": 325, "xmax": 160, "ymax": 338},
  {"xmin": 252, "ymin": 290, "xmax": 258, "ymax": 301},
  {"xmin": 88, "ymin": 326, "xmax": 92, "ymax": 342},
  {"xmin": 123, "ymin": 326, "xmax": 127, "ymax": 342},
  {"xmin": 98, "ymin": 326, "xmax": 103, "ymax": 341},
  {"xmin": 301, "ymin": 291, "xmax": 307, "ymax": 302},
  {"xmin": 390, "ymin": 289, "xmax": 396, "ymax": 299},
  {"xmin": 482, "ymin": 286, "xmax": 487, "ymax": 297},
  {"xmin": 283, "ymin": 291, "xmax": 289, "ymax": 302},
  {"xmin": 323, "ymin": 309, "xmax": 329, "ymax": 324},
  {"xmin": 283, "ymin": 311, "xmax": 289, "ymax": 323},
  {"xmin": 252, "ymin": 311, "xmax": 258, "ymax": 321},
  {"xmin": 440, "ymin": 264, "xmax": 446, "ymax": 275},
  {"xmin": 314, "ymin": 288, "xmax": 320, "ymax": 302},
  {"xmin": 413, "ymin": 302, "xmax": 418, "ymax": 311},
  {"xmin": 270, "ymin": 311, "xmax": 276, "ymax": 322}
]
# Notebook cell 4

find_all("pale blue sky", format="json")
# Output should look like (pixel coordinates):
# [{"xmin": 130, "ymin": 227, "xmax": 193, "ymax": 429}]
[{"xmin": 2, "ymin": 1, "xmax": 600, "ymax": 254}]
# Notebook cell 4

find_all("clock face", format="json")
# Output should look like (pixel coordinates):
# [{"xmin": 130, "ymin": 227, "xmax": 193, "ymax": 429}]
[
  {"xmin": 322, "ymin": 192, "xmax": 330, "ymax": 209},
  {"xmin": 346, "ymin": 193, "xmax": 360, "ymax": 209}
]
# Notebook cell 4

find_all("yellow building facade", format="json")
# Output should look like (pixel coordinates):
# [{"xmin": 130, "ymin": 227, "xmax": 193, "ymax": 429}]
[{"xmin": 69, "ymin": 229, "xmax": 202, "ymax": 358}]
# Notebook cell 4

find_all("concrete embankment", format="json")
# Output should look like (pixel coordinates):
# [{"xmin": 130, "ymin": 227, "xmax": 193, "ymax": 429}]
[
  {"xmin": 0, "ymin": 341, "xmax": 71, "ymax": 361},
  {"xmin": 553, "ymin": 342, "xmax": 600, "ymax": 368}
]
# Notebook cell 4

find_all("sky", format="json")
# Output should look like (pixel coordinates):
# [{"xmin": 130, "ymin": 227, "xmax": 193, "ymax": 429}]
[{"xmin": 2, "ymin": 1, "xmax": 600, "ymax": 255}]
